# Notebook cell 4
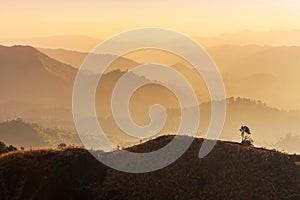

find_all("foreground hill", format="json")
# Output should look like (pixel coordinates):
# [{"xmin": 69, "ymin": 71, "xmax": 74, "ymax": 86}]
[{"xmin": 0, "ymin": 136, "xmax": 299, "ymax": 200}]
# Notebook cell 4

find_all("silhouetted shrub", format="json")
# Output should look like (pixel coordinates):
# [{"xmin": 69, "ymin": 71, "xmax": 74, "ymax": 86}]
[
  {"xmin": 57, "ymin": 143, "xmax": 67, "ymax": 149},
  {"xmin": 0, "ymin": 141, "xmax": 17, "ymax": 154}
]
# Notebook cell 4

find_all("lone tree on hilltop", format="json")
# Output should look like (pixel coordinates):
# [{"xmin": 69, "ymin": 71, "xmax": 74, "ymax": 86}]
[{"xmin": 239, "ymin": 126, "xmax": 254, "ymax": 146}]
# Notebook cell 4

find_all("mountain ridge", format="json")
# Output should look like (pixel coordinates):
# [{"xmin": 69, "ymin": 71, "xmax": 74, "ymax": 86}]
[
  {"xmin": 2, "ymin": 30, "xmax": 300, "ymax": 51},
  {"xmin": 0, "ymin": 135, "xmax": 299, "ymax": 200}
]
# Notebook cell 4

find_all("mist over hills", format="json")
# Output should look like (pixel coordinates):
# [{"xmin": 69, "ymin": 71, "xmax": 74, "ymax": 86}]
[
  {"xmin": 0, "ymin": 35, "xmax": 100, "ymax": 52},
  {"xmin": 38, "ymin": 44, "xmax": 300, "ymax": 109},
  {"xmin": 0, "ymin": 44, "xmax": 300, "ymax": 153},
  {"xmin": 208, "ymin": 44, "xmax": 300, "ymax": 110},
  {"xmin": 38, "ymin": 48, "xmax": 139, "ymax": 69},
  {"xmin": 0, "ymin": 118, "xmax": 48, "ymax": 149},
  {"xmin": 1, "ymin": 30, "xmax": 300, "ymax": 51},
  {"xmin": 1, "ymin": 1, "xmax": 300, "ymax": 198},
  {"xmin": 197, "ymin": 30, "xmax": 300, "ymax": 46},
  {"xmin": 1, "ymin": 97, "xmax": 300, "ymax": 153},
  {"xmin": 275, "ymin": 134, "xmax": 300, "ymax": 154},
  {"xmin": 213, "ymin": 98, "xmax": 300, "ymax": 152},
  {"xmin": 0, "ymin": 118, "xmax": 80, "ymax": 149},
  {"xmin": 0, "ymin": 45, "xmax": 77, "ymax": 129},
  {"xmin": 0, "ymin": 45, "xmax": 76, "ymax": 105},
  {"xmin": 0, "ymin": 45, "xmax": 174, "ymax": 127}
]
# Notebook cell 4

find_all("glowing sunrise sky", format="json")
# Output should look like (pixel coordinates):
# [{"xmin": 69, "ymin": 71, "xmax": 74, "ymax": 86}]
[{"xmin": 1, "ymin": 0, "xmax": 300, "ymax": 39}]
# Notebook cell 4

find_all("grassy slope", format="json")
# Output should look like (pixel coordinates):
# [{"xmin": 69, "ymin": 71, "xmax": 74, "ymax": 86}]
[{"xmin": 0, "ymin": 136, "xmax": 300, "ymax": 200}]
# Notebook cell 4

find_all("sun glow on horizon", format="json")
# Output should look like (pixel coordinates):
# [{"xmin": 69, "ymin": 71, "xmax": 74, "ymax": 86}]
[{"xmin": 1, "ymin": 0, "xmax": 300, "ymax": 39}]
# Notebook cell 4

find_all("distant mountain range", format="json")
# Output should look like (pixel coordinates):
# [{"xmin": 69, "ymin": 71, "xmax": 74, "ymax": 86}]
[
  {"xmin": 38, "ymin": 48, "xmax": 139, "ymax": 69},
  {"xmin": 0, "ymin": 45, "xmax": 179, "ymax": 128},
  {"xmin": 197, "ymin": 30, "xmax": 300, "ymax": 46},
  {"xmin": 1, "ymin": 30, "xmax": 300, "ymax": 52},
  {"xmin": 39, "ymin": 44, "xmax": 300, "ymax": 109},
  {"xmin": 0, "ymin": 35, "xmax": 101, "ymax": 52},
  {"xmin": 0, "ymin": 45, "xmax": 77, "ymax": 129},
  {"xmin": 275, "ymin": 133, "xmax": 300, "ymax": 154},
  {"xmin": 1, "ymin": 97, "xmax": 300, "ymax": 153},
  {"xmin": 0, "ymin": 44, "xmax": 300, "ymax": 153},
  {"xmin": 0, "ymin": 118, "xmax": 80, "ymax": 149},
  {"xmin": 0, "ymin": 45, "xmax": 76, "ymax": 104}
]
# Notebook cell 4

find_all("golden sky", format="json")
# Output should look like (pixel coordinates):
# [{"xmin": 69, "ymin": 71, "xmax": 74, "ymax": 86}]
[{"xmin": 1, "ymin": 0, "xmax": 300, "ymax": 39}]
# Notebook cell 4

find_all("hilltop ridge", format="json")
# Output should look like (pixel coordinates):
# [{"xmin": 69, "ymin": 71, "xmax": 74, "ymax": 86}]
[{"xmin": 0, "ymin": 136, "xmax": 299, "ymax": 200}]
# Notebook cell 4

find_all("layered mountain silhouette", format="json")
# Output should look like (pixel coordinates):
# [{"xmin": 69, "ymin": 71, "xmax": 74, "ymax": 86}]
[
  {"xmin": 1, "ymin": 44, "xmax": 300, "ymax": 153},
  {"xmin": 0, "ymin": 45, "xmax": 76, "ymax": 104},
  {"xmin": 2, "ymin": 97, "xmax": 300, "ymax": 152},
  {"xmin": 2, "ymin": 30, "xmax": 300, "ymax": 51},
  {"xmin": 0, "ymin": 118, "xmax": 80, "ymax": 149},
  {"xmin": 0, "ymin": 118, "xmax": 48, "ymax": 149},
  {"xmin": 98, "ymin": 97, "xmax": 300, "ymax": 152},
  {"xmin": 275, "ymin": 134, "xmax": 300, "ymax": 154},
  {"xmin": 0, "ymin": 45, "xmax": 78, "ymax": 128},
  {"xmin": 0, "ymin": 45, "xmax": 180, "ymax": 129},
  {"xmin": 39, "ymin": 48, "xmax": 139, "ymax": 69},
  {"xmin": 197, "ymin": 30, "xmax": 300, "ymax": 46},
  {"xmin": 39, "ymin": 44, "xmax": 300, "ymax": 109},
  {"xmin": 0, "ymin": 35, "xmax": 100, "ymax": 52}
]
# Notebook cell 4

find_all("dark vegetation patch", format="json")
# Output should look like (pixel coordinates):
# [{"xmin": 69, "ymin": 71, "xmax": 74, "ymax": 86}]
[{"xmin": 0, "ymin": 136, "xmax": 300, "ymax": 200}]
